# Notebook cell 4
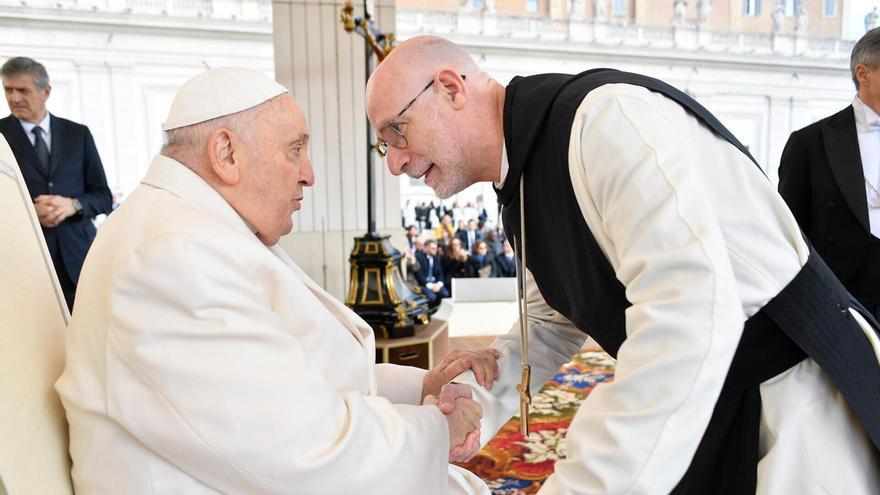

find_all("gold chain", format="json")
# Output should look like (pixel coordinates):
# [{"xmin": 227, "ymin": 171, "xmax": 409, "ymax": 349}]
[{"xmin": 865, "ymin": 176, "xmax": 880, "ymax": 210}]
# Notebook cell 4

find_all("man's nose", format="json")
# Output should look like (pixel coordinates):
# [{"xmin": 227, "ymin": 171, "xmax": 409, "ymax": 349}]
[
  {"xmin": 384, "ymin": 146, "xmax": 409, "ymax": 176},
  {"xmin": 301, "ymin": 155, "xmax": 316, "ymax": 187}
]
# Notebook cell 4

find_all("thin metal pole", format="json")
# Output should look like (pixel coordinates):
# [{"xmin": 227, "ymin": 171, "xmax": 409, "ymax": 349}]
[
  {"xmin": 365, "ymin": 39, "xmax": 376, "ymax": 235},
  {"xmin": 513, "ymin": 175, "xmax": 531, "ymax": 436}
]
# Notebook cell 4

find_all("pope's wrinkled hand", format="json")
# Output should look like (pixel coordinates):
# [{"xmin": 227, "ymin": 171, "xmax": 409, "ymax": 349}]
[
  {"xmin": 421, "ymin": 348, "xmax": 500, "ymax": 401},
  {"xmin": 424, "ymin": 393, "xmax": 482, "ymax": 461},
  {"xmin": 437, "ymin": 382, "xmax": 484, "ymax": 461}
]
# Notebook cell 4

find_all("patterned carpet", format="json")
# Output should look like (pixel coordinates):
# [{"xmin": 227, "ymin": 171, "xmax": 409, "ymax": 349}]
[{"xmin": 456, "ymin": 349, "xmax": 616, "ymax": 494}]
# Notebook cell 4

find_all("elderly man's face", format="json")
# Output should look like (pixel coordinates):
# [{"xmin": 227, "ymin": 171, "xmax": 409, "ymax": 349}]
[
  {"xmin": 3, "ymin": 73, "xmax": 50, "ymax": 124},
  {"xmin": 367, "ymin": 76, "xmax": 471, "ymax": 199},
  {"xmin": 245, "ymin": 96, "xmax": 315, "ymax": 245}
]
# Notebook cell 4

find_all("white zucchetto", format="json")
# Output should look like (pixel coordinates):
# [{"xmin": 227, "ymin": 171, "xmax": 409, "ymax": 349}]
[{"xmin": 163, "ymin": 67, "xmax": 288, "ymax": 131}]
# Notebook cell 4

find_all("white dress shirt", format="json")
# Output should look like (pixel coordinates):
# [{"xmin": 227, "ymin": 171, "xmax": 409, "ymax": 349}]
[
  {"xmin": 427, "ymin": 255, "xmax": 436, "ymax": 282},
  {"xmin": 851, "ymin": 96, "xmax": 880, "ymax": 237},
  {"xmin": 18, "ymin": 112, "xmax": 51, "ymax": 153}
]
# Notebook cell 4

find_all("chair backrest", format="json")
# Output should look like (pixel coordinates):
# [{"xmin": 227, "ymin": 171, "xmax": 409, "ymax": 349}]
[
  {"xmin": 451, "ymin": 277, "xmax": 517, "ymax": 303},
  {"xmin": 0, "ymin": 135, "xmax": 73, "ymax": 494}
]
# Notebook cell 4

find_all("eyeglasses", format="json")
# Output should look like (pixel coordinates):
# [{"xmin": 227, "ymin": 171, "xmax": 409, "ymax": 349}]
[{"xmin": 376, "ymin": 74, "xmax": 466, "ymax": 157}]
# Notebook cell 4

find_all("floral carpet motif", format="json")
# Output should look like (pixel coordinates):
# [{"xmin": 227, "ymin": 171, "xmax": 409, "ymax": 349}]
[{"xmin": 456, "ymin": 349, "xmax": 616, "ymax": 494}]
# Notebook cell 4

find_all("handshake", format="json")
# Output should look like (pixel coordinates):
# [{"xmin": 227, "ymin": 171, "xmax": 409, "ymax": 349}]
[{"xmin": 421, "ymin": 348, "xmax": 500, "ymax": 462}]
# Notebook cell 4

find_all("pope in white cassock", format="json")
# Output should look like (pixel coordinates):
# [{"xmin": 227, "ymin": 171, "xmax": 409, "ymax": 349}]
[
  {"xmin": 55, "ymin": 68, "xmax": 498, "ymax": 494},
  {"xmin": 366, "ymin": 36, "xmax": 880, "ymax": 494}
]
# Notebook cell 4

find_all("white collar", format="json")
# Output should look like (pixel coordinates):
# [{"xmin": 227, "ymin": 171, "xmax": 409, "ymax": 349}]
[
  {"xmin": 852, "ymin": 95, "xmax": 880, "ymax": 135},
  {"xmin": 142, "ymin": 154, "xmax": 260, "ymax": 240},
  {"xmin": 19, "ymin": 112, "xmax": 50, "ymax": 136},
  {"xmin": 495, "ymin": 138, "xmax": 509, "ymax": 189}
]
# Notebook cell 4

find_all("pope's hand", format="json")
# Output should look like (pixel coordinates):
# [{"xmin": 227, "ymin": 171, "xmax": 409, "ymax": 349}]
[
  {"xmin": 421, "ymin": 348, "xmax": 500, "ymax": 401},
  {"xmin": 424, "ymin": 393, "xmax": 482, "ymax": 462},
  {"xmin": 437, "ymin": 383, "xmax": 484, "ymax": 461}
]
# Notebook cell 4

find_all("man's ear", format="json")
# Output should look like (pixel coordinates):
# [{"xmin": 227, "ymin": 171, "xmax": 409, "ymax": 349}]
[
  {"xmin": 857, "ymin": 64, "xmax": 871, "ymax": 88},
  {"xmin": 207, "ymin": 128, "xmax": 241, "ymax": 185},
  {"xmin": 437, "ymin": 69, "xmax": 467, "ymax": 111}
]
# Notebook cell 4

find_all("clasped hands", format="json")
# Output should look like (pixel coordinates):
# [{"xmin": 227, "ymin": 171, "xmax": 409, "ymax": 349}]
[
  {"xmin": 421, "ymin": 348, "xmax": 500, "ymax": 463},
  {"xmin": 33, "ymin": 195, "xmax": 77, "ymax": 228}
]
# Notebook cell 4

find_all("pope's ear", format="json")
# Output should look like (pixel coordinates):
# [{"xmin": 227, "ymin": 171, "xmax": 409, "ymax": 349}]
[{"xmin": 207, "ymin": 128, "xmax": 241, "ymax": 185}]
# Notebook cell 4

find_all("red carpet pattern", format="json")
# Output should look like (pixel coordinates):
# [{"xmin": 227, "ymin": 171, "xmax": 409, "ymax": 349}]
[{"xmin": 457, "ymin": 349, "xmax": 616, "ymax": 494}]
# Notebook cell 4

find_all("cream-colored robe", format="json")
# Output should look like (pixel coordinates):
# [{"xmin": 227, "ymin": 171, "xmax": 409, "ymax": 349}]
[
  {"xmin": 55, "ymin": 155, "xmax": 488, "ymax": 495},
  {"xmin": 457, "ymin": 83, "xmax": 880, "ymax": 494}
]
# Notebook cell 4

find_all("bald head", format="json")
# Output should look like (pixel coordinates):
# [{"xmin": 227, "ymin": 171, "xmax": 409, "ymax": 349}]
[
  {"xmin": 366, "ymin": 36, "xmax": 505, "ymax": 199},
  {"xmin": 367, "ymin": 36, "xmax": 478, "ymax": 111}
]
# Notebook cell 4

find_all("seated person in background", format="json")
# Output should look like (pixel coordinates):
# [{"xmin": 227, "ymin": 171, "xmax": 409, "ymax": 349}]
[
  {"xmin": 492, "ymin": 239, "xmax": 516, "ymax": 278},
  {"xmin": 435, "ymin": 212, "xmax": 456, "ymax": 242},
  {"xmin": 415, "ymin": 239, "xmax": 449, "ymax": 307},
  {"xmin": 404, "ymin": 234, "xmax": 423, "ymax": 289},
  {"xmin": 405, "ymin": 223, "xmax": 419, "ymax": 251},
  {"xmin": 483, "ymin": 229, "xmax": 503, "ymax": 256},
  {"xmin": 456, "ymin": 218, "xmax": 482, "ymax": 252},
  {"xmin": 55, "ymin": 68, "xmax": 496, "ymax": 495},
  {"xmin": 437, "ymin": 227, "xmax": 453, "ymax": 253},
  {"xmin": 469, "ymin": 240, "xmax": 495, "ymax": 278},
  {"xmin": 442, "ymin": 237, "xmax": 473, "ymax": 289}
]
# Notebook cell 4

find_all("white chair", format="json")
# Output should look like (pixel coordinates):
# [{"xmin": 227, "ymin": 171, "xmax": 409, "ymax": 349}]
[
  {"xmin": 451, "ymin": 277, "xmax": 517, "ymax": 303},
  {"xmin": 447, "ymin": 277, "xmax": 519, "ymax": 337},
  {"xmin": 0, "ymin": 135, "xmax": 74, "ymax": 494}
]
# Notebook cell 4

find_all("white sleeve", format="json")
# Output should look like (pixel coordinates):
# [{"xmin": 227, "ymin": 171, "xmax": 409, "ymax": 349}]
[
  {"xmin": 455, "ymin": 268, "xmax": 589, "ymax": 445},
  {"xmin": 540, "ymin": 89, "xmax": 746, "ymax": 494},
  {"xmin": 105, "ymin": 233, "xmax": 450, "ymax": 495},
  {"xmin": 374, "ymin": 363, "xmax": 428, "ymax": 405}
]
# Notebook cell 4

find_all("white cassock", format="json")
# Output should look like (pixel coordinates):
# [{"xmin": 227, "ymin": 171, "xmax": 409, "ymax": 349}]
[
  {"xmin": 455, "ymin": 83, "xmax": 880, "ymax": 494},
  {"xmin": 55, "ymin": 154, "xmax": 489, "ymax": 495}
]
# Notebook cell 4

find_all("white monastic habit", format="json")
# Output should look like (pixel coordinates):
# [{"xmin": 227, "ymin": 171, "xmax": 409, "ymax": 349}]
[{"xmin": 456, "ymin": 83, "xmax": 880, "ymax": 494}]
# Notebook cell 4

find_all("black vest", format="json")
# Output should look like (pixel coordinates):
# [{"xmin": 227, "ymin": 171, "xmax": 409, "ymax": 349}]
[{"xmin": 497, "ymin": 69, "xmax": 880, "ymax": 493}]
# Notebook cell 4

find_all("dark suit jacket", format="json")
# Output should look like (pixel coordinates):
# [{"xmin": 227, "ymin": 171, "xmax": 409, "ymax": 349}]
[
  {"xmin": 493, "ymin": 253, "xmax": 517, "ymax": 278},
  {"xmin": 414, "ymin": 251, "xmax": 444, "ymax": 287},
  {"xmin": 455, "ymin": 230, "xmax": 482, "ymax": 252},
  {"xmin": 779, "ymin": 105, "xmax": 874, "ymax": 291},
  {"xmin": 0, "ymin": 114, "xmax": 112, "ymax": 284}
]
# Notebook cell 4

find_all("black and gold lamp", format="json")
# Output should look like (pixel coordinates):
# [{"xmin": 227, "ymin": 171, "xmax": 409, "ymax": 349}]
[{"xmin": 340, "ymin": 0, "xmax": 431, "ymax": 338}]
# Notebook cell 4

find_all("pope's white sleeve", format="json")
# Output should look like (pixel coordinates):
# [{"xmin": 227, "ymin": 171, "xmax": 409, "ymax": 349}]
[
  {"xmin": 104, "ymin": 233, "xmax": 449, "ymax": 495},
  {"xmin": 540, "ymin": 89, "xmax": 745, "ymax": 494},
  {"xmin": 374, "ymin": 362, "xmax": 428, "ymax": 405},
  {"xmin": 455, "ymin": 268, "xmax": 589, "ymax": 445}
]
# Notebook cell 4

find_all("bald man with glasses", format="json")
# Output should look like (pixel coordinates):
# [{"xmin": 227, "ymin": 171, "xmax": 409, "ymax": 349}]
[{"xmin": 366, "ymin": 35, "xmax": 880, "ymax": 495}]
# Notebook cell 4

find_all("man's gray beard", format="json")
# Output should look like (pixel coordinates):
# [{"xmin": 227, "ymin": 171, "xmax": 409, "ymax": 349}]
[
  {"xmin": 429, "ymin": 146, "xmax": 470, "ymax": 199},
  {"xmin": 432, "ymin": 167, "xmax": 469, "ymax": 199}
]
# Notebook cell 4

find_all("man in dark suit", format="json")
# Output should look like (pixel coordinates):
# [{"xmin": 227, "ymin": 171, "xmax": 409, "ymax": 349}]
[
  {"xmin": 779, "ymin": 28, "xmax": 880, "ymax": 320},
  {"xmin": 455, "ymin": 218, "xmax": 482, "ymax": 253},
  {"xmin": 414, "ymin": 239, "xmax": 448, "ymax": 307},
  {"xmin": 1, "ymin": 57, "xmax": 112, "ymax": 311},
  {"xmin": 492, "ymin": 239, "xmax": 516, "ymax": 277}
]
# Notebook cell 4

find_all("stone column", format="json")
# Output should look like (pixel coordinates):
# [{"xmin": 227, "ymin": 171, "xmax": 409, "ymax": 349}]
[{"xmin": 272, "ymin": 0, "xmax": 405, "ymax": 299}]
